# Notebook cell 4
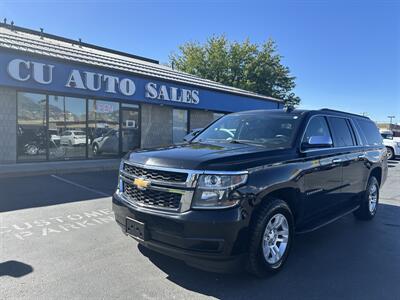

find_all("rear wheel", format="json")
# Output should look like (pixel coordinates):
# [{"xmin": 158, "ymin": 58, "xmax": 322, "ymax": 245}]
[
  {"xmin": 246, "ymin": 198, "xmax": 294, "ymax": 277},
  {"xmin": 386, "ymin": 147, "xmax": 394, "ymax": 160},
  {"xmin": 354, "ymin": 176, "xmax": 379, "ymax": 220}
]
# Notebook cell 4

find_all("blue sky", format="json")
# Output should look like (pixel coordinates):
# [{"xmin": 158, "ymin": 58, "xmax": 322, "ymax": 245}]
[{"xmin": 1, "ymin": 0, "xmax": 399, "ymax": 123}]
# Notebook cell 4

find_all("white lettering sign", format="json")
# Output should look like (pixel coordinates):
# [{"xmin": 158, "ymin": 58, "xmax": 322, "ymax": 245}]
[
  {"xmin": 6, "ymin": 59, "xmax": 200, "ymax": 105},
  {"xmin": 145, "ymin": 82, "xmax": 200, "ymax": 104}
]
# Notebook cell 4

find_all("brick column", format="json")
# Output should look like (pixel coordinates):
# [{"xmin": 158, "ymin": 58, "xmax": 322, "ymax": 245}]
[
  {"xmin": 0, "ymin": 87, "xmax": 17, "ymax": 164},
  {"xmin": 140, "ymin": 104, "xmax": 173, "ymax": 148}
]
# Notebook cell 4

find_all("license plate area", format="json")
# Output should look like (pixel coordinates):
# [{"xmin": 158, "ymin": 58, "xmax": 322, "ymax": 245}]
[{"xmin": 126, "ymin": 217, "xmax": 148, "ymax": 241}]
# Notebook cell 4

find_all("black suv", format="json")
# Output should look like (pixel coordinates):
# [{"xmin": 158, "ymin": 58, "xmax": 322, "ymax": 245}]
[{"xmin": 112, "ymin": 109, "xmax": 387, "ymax": 276}]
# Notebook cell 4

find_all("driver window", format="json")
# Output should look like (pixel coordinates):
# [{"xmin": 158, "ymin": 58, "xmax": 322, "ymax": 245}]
[{"xmin": 302, "ymin": 116, "xmax": 331, "ymax": 144}]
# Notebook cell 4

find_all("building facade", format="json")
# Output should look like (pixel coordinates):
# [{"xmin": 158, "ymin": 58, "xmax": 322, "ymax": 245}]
[{"xmin": 0, "ymin": 24, "xmax": 283, "ymax": 165}]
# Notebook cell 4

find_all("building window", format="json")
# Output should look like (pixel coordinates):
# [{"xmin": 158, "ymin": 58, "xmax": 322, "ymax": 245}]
[
  {"xmin": 88, "ymin": 99, "xmax": 120, "ymax": 158},
  {"xmin": 213, "ymin": 112, "xmax": 225, "ymax": 121},
  {"xmin": 17, "ymin": 92, "xmax": 47, "ymax": 161},
  {"xmin": 48, "ymin": 96, "xmax": 86, "ymax": 160},
  {"xmin": 173, "ymin": 109, "xmax": 188, "ymax": 144}
]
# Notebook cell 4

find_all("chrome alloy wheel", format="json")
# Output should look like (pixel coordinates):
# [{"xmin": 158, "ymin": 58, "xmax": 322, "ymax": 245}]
[
  {"xmin": 262, "ymin": 213, "xmax": 289, "ymax": 264},
  {"xmin": 368, "ymin": 183, "xmax": 378, "ymax": 213}
]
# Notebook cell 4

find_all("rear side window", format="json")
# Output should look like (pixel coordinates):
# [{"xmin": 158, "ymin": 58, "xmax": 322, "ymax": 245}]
[
  {"xmin": 356, "ymin": 119, "xmax": 383, "ymax": 146},
  {"xmin": 302, "ymin": 116, "xmax": 332, "ymax": 143},
  {"xmin": 327, "ymin": 117, "xmax": 355, "ymax": 147}
]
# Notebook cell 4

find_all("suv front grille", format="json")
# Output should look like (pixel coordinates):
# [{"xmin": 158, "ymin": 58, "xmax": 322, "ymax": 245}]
[
  {"xmin": 123, "ymin": 182, "xmax": 182, "ymax": 210},
  {"xmin": 123, "ymin": 163, "xmax": 188, "ymax": 183}
]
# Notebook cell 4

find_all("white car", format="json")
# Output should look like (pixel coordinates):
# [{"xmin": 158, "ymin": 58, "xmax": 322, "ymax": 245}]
[
  {"xmin": 380, "ymin": 130, "xmax": 400, "ymax": 160},
  {"xmin": 60, "ymin": 130, "xmax": 86, "ymax": 146}
]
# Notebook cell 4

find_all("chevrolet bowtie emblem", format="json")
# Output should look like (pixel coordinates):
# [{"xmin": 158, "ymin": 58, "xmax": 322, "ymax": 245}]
[{"xmin": 133, "ymin": 178, "xmax": 150, "ymax": 190}]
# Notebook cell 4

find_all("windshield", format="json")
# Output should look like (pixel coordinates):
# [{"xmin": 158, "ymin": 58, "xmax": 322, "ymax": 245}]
[
  {"xmin": 192, "ymin": 112, "xmax": 302, "ymax": 149},
  {"xmin": 381, "ymin": 133, "xmax": 393, "ymax": 140},
  {"xmin": 74, "ymin": 131, "xmax": 86, "ymax": 136}
]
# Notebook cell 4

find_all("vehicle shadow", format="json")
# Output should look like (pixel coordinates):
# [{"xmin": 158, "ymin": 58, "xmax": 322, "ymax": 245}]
[
  {"xmin": 138, "ymin": 203, "xmax": 400, "ymax": 299},
  {"xmin": 0, "ymin": 260, "xmax": 34, "ymax": 278}
]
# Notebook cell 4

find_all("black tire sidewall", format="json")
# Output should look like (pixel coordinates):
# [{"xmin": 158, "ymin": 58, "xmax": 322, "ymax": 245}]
[
  {"xmin": 248, "ymin": 199, "xmax": 294, "ymax": 276},
  {"xmin": 365, "ymin": 177, "xmax": 379, "ymax": 217},
  {"xmin": 387, "ymin": 147, "xmax": 394, "ymax": 160}
]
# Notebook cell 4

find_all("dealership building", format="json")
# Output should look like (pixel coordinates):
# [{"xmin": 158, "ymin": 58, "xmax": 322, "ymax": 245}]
[{"xmin": 0, "ymin": 24, "xmax": 282, "ymax": 167}]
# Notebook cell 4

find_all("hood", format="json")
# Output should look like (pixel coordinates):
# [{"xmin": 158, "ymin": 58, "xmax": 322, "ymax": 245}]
[{"xmin": 126, "ymin": 142, "xmax": 296, "ymax": 171}]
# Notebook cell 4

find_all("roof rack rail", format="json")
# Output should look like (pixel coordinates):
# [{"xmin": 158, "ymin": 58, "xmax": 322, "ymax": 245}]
[{"xmin": 319, "ymin": 108, "xmax": 369, "ymax": 119}]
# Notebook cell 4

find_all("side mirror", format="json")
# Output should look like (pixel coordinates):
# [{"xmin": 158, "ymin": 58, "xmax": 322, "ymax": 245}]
[
  {"xmin": 302, "ymin": 136, "xmax": 333, "ymax": 149},
  {"xmin": 183, "ymin": 128, "xmax": 203, "ymax": 142}
]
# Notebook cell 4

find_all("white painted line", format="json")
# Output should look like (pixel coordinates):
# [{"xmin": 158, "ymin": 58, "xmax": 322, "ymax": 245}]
[{"xmin": 50, "ymin": 175, "xmax": 110, "ymax": 197}]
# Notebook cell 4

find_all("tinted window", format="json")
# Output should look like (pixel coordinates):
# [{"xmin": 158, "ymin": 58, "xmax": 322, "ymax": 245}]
[
  {"xmin": 302, "ymin": 116, "xmax": 332, "ymax": 143},
  {"xmin": 356, "ymin": 119, "xmax": 383, "ymax": 146},
  {"xmin": 17, "ymin": 92, "xmax": 47, "ymax": 161},
  {"xmin": 328, "ymin": 117, "xmax": 355, "ymax": 147},
  {"xmin": 173, "ymin": 109, "xmax": 188, "ymax": 144},
  {"xmin": 88, "ymin": 99, "xmax": 120, "ymax": 158},
  {"xmin": 193, "ymin": 112, "xmax": 301, "ymax": 149}
]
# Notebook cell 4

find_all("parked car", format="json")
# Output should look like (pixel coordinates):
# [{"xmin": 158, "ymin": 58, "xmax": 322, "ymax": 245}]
[
  {"xmin": 92, "ymin": 129, "xmax": 119, "ymax": 155},
  {"xmin": 48, "ymin": 129, "xmax": 60, "ymax": 145},
  {"xmin": 380, "ymin": 129, "xmax": 400, "ymax": 160},
  {"xmin": 113, "ymin": 109, "xmax": 387, "ymax": 277},
  {"xmin": 60, "ymin": 130, "xmax": 86, "ymax": 146}
]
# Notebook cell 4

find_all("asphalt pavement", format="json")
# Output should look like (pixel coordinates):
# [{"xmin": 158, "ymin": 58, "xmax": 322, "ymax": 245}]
[{"xmin": 1, "ymin": 161, "xmax": 400, "ymax": 299}]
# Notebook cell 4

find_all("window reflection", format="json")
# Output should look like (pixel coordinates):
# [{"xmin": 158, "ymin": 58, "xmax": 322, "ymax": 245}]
[
  {"xmin": 88, "ymin": 99, "xmax": 120, "ymax": 158},
  {"xmin": 17, "ymin": 92, "xmax": 47, "ymax": 161},
  {"xmin": 173, "ymin": 109, "xmax": 188, "ymax": 144},
  {"xmin": 49, "ymin": 96, "xmax": 86, "ymax": 160}
]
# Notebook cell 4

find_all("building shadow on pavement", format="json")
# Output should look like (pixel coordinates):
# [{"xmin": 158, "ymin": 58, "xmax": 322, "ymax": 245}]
[
  {"xmin": 0, "ymin": 170, "xmax": 118, "ymax": 212},
  {"xmin": 0, "ymin": 261, "xmax": 33, "ymax": 278},
  {"xmin": 138, "ymin": 203, "xmax": 400, "ymax": 299}
]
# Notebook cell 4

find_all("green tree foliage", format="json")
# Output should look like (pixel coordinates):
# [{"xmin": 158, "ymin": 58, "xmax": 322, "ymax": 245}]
[{"xmin": 169, "ymin": 36, "xmax": 300, "ymax": 108}]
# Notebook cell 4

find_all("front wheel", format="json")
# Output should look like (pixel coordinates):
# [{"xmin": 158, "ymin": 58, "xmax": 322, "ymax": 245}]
[
  {"xmin": 246, "ymin": 198, "xmax": 294, "ymax": 277},
  {"xmin": 92, "ymin": 144, "xmax": 100, "ymax": 156},
  {"xmin": 354, "ymin": 176, "xmax": 379, "ymax": 220}
]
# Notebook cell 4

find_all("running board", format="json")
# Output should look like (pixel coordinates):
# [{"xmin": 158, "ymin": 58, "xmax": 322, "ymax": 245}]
[{"xmin": 296, "ymin": 205, "xmax": 360, "ymax": 234}]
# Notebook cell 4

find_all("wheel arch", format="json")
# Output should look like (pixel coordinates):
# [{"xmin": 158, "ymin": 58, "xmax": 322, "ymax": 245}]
[
  {"xmin": 252, "ymin": 186, "xmax": 301, "ymax": 225},
  {"xmin": 369, "ymin": 166, "xmax": 382, "ymax": 187}
]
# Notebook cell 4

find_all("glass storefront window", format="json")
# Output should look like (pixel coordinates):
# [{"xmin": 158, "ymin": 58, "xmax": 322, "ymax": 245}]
[
  {"xmin": 17, "ymin": 92, "xmax": 47, "ymax": 161},
  {"xmin": 173, "ymin": 109, "xmax": 188, "ymax": 144},
  {"xmin": 121, "ymin": 108, "xmax": 140, "ymax": 152},
  {"xmin": 88, "ymin": 99, "xmax": 120, "ymax": 158},
  {"xmin": 48, "ymin": 96, "xmax": 87, "ymax": 160},
  {"xmin": 213, "ymin": 112, "xmax": 225, "ymax": 121}
]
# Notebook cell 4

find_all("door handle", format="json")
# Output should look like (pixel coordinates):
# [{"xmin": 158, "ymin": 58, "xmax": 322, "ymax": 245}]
[{"xmin": 331, "ymin": 158, "xmax": 342, "ymax": 164}]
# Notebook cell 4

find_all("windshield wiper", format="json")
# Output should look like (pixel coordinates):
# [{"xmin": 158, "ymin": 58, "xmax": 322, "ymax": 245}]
[{"xmin": 228, "ymin": 139, "xmax": 264, "ymax": 146}]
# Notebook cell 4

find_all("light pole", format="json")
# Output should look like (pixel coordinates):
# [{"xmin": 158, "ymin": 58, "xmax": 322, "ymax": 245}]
[{"xmin": 388, "ymin": 116, "xmax": 395, "ymax": 124}]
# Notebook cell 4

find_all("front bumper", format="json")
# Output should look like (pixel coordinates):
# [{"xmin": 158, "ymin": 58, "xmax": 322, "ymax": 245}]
[{"xmin": 112, "ymin": 192, "xmax": 249, "ymax": 273}]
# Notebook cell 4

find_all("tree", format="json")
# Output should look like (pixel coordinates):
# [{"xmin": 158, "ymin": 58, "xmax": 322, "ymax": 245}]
[{"xmin": 169, "ymin": 36, "xmax": 300, "ymax": 108}]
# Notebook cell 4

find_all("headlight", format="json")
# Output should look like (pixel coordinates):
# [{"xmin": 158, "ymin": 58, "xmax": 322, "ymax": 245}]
[
  {"xmin": 117, "ymin": 160, "xmax": 124, "ymax": 191},
  {"xmin": 192, "ymin": 173, "xmax": 248, "ymax": 209}
]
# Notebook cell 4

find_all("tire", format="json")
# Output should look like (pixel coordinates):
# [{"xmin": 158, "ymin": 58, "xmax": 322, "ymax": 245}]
[
  {"xmin": 354, "ymin": 176, "xmax": 379, "ymax": 220},
  {"xmin": 93, "ymin": 144, "xmax": 100, "ymax": 156},
  {"xmin": 25, "ymin": 144, "xmax": 39, "ymax": 155},
  {"xmin": 386, "ymin": 147, "xmax": 394, "ymax": 160},
  {"xmin": 246, "ymin": 198, "xmax": 294, "ymax": 277}
]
